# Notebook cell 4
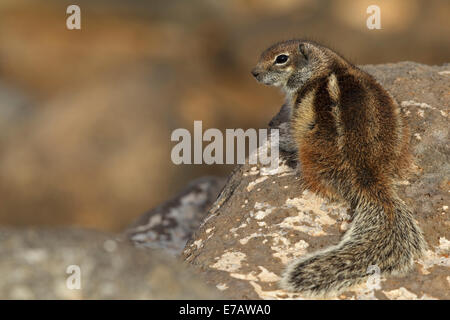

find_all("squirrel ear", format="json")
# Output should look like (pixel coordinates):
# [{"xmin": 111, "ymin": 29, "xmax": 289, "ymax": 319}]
[{"xmin": 299, "ymin": 43, "xmax": 308, "ymax": 60}]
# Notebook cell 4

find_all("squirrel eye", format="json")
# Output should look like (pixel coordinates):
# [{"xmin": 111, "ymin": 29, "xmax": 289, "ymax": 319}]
[{"xmin": 275, "ymin": 54, "xmax": 288, "ymax": 64}]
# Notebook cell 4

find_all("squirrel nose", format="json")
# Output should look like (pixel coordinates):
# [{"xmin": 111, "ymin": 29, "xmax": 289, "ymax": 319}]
[{"xmin": 251, "ymin": 69, "xmax": 260, "ymax": 78}]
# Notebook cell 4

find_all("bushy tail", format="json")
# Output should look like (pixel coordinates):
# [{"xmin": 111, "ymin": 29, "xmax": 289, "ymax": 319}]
[{"xmin": 280, "ymin": 197, "xmax": 426, "ymax": 296}]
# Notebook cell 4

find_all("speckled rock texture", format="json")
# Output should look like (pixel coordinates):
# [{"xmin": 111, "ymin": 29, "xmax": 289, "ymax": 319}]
[
  {"xmin": 0, "ymin": 228, "xmax": 221, "ymax": 299},
  {"xmin": 126, "ymin": 176, "xmax": 225, "ymax": 255},
  {"xmin": 182, "ymin": 62, "xmax": 450, "ymax": 300}
]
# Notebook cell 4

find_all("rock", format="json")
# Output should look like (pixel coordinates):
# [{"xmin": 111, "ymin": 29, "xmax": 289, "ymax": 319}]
[
  {"xmin": 0, "ymin": 228, "xmax": 221, "ymax": 299},
  {"xmin": 182, "ymin": 62, "xmax": 450, "ymax": 300},
  {"xmin": 125, "ymin": 176, "xmax": 225, "ymax": 255}
]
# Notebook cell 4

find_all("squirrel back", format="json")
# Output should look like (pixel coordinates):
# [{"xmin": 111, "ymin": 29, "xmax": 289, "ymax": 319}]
[{"xmin": 252, "ymin": 40, "xmax": 426, "ymax": 296}]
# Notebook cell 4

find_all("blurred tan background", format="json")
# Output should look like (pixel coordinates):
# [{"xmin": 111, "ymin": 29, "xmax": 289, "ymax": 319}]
[{"xmin": 0, "ymin": 0, "xmax": 448, "ymax": 231}]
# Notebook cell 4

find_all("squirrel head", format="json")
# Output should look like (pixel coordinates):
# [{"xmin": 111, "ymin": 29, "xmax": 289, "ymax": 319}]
[{"xmin": 251, "ymin": 40, "xmax": 332, "ymax": 93}]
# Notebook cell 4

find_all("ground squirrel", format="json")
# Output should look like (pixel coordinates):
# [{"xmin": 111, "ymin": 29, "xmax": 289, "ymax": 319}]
[{"xmin": 252, "ymin": 39, "xmax": 426, "ymax": 296}]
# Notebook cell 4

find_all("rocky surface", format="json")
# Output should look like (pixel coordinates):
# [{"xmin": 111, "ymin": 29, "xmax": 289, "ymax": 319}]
[
  {"xmin": 0, "ymin": 228, "xmax": 221, "ymax": 299},
  {"xmin": 182, "ymin": 62, "xmax": 450, "ymax": 300},
  {"xmin": 126, "ymin": 176, "xmax": 225, "ymax": 255}
]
